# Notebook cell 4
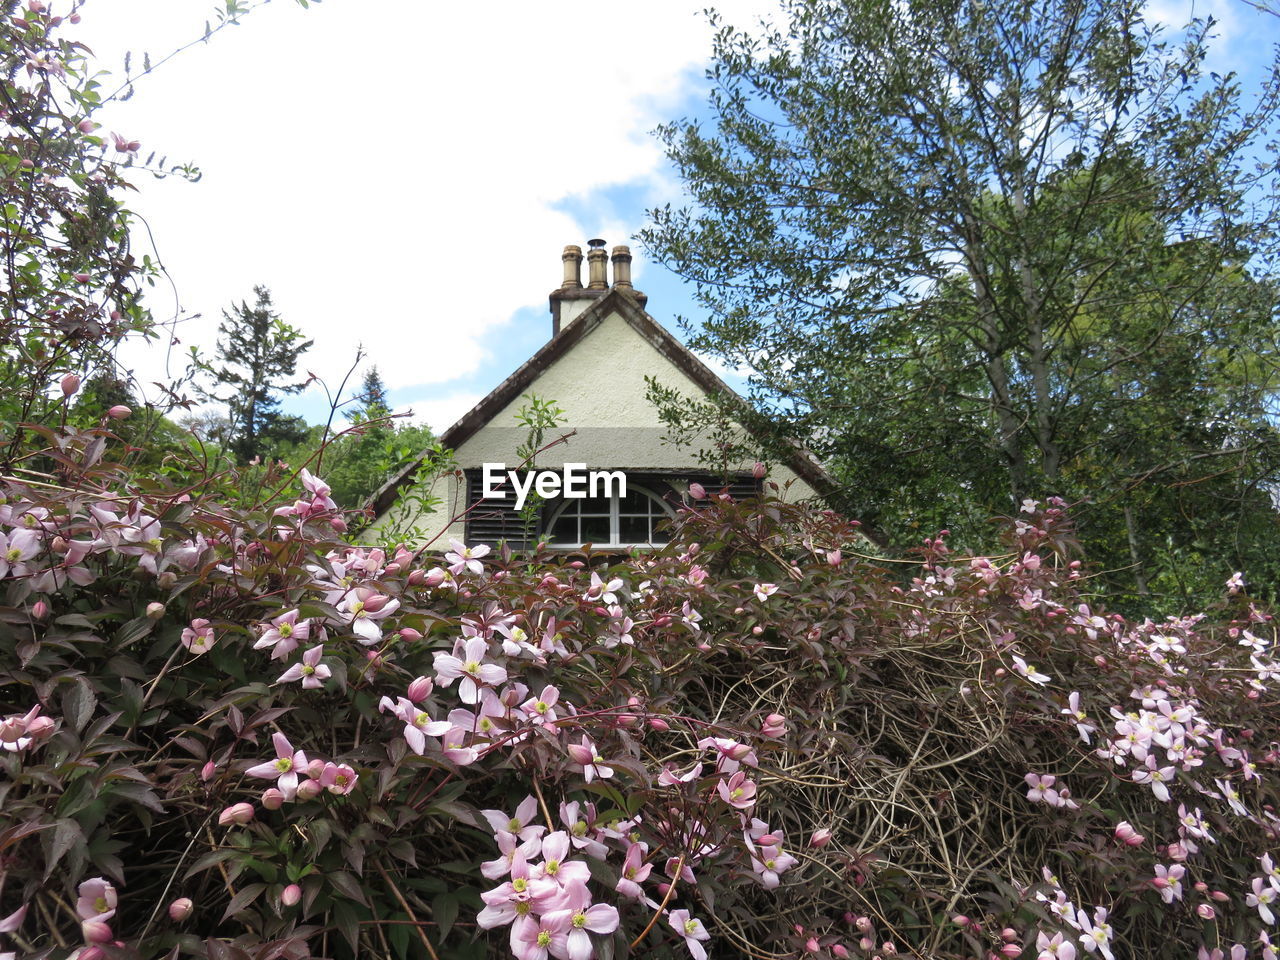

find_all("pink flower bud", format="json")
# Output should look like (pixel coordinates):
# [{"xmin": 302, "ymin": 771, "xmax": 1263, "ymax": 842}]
[
  {"xmin": 756, "ymin": 833, "xmax": 781, "ymax": 846},
  {"xmin": 952, "ymin": 916, "xmax": 970, "ymax": 927},
  {"xmin": 82, "ymin": 919, "xmax": 113, "ymax": 943},
  {"xmin": 218, "ymin": 802, "xmax": 255, "ymax": 826},
  {"xmin": 329, "ymin": 516, "xmax": 348, "ymax": 533},
  {"xmin": 81, "ymin": 949, "xmax": 105, "ymax": 960},
  {"xmin": 833, "ymin": 946, "xmax": 850, "ymax": 958},
  {"xmin": 200, "ymin": 761, "xmax": 216, "ymax": 782},
  {"xmin": 760, "ymin": 713, "xmax": 786, "ymax": 737},
  {"xmin": 647, "ymin": 717, "xmax": 669, "ymax": 731},
  {"xmin": 1000, "ymin": 946, "xmax": 1022, "ymax": 959},
  {"xmin": 60, "ymin": 373, "xmax": 80, "ymax": 396},
  {"xmin": 688, "ymin": 482, "xmax": 707, "ymax": 500},
  {"xmin": 281, "ymin": 883, "xmax": 302, "ymax": 906},
  {"xmin": 809, "ymin": 828, "xmax": 833, "ymax": 848},
  {"xmin": 145, "ymin": 601, "xmax": 166, "ymax": 620},
  {"xmin": 424, "ymin": 568, "xmax": 446, "ymax": 588},
  {"xmin": 753, "ymin": 461, "xmax": 767, "ymax": 479},
  {"xmin": 168, "ymin": 898, "xmax": 193, "ymax": 922},
  {"xmin": 407, "ymin": 569, "xmax": 426, "ymax": 586},
  {"xmin": 107, "ymin": 404, "xmax": 130, "ymax": 419},
  {"xmin": 882, "ymin": 943, "xmax": 898, "ymax": 955},
  {"xmin": 1113, "ymin": 821, "xmax": 1144, "ymax": 846},
  {"xmin": 1195, "ymin": 904, "xmax": 1215, "ymax": 920},
  {"xmin": 1001, "ymin": 929, "xmax": 1018, "ymax": 943},
  {"xmin": 73, "ymin": 272, "xmax": 90, "ymax": 282},
  {"xmin": 1211, "ymin": 890, "xmax": 1230, "ymax": 902},
  {"xmin": 31, "ymin": 599, "xmax": 49, "ymax": 621},
  {"xmin": 27, "ymin": 716, "xmax": 54, "ymax": 738},
  {"xmin": 399, "ymin": 627, "xmax": 423, "ymax": 642},
  {"xmin": 855, "ymin": 917, "xmax": 873, "ymax": 933},
  {"xmin": 407, "ymin": 676, "xmax": 433, "ymax": 702},
  {"xmin": 827, "ymin": 548, "xmax": 843, "ymax": 566},
  {"xmin": 70, "ymin": 11, "xmax": 81, "ymax": 22},
  {"xmin": 806, "ymin": 938, "xmax": 821, "ymax": 953},
  {"xmin": 296, "ymin": 779, "xmax": 323, "ymax": 801},
  {"xmin": 261, "ymin": 788, "xmax": 285, "ymax": 810}
]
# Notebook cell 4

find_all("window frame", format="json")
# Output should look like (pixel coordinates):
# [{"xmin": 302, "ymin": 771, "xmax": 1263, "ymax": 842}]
[{"xmin": 543, "ymin": 483, "xmax": 675, "ymax": 550}]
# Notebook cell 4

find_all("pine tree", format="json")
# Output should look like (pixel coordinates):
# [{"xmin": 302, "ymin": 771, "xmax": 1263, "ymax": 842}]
[
  {"xmin": 352, "ymin": 366, "xmax": 389, "ymax": 424},
  {"xmin": 199, "ymin": 286, "xmax": 314, "ymax": 462}
]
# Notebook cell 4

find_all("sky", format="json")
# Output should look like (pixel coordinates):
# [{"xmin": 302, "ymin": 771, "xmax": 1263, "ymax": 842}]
[
  {"xmin": 70, "ymin": 0, "xmax": 1280, "ymax": 436},
  {"xmin": 73, "ymin": 0, "xmax": 778, "ymax": 433}
]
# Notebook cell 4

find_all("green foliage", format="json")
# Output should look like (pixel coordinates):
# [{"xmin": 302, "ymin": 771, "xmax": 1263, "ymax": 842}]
[{"xmin": 641, "ymin": 0, "xmax": 1280, "ymax": 611}]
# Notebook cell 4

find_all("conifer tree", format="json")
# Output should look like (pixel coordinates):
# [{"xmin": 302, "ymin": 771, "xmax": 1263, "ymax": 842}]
[{"xmin": 199, "ymin": 286, "xmax": 313, "ymax": 462}]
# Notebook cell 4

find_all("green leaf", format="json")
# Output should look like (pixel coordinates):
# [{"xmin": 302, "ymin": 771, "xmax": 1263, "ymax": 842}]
[
  {"xmin": 220, "ymin": 882, "xmax": 266, "ymax": 922},
  {"xmin": 43, "ymin": 818, "xmax": 83, "ymax": 880},
  {"xmin": 328, "ymin": 869, "xmax": 369, "ymax": 906},
  {"xmin": 431, "ymin": 892, "xmax": 459, "ymax": 940},
  {"xmin": 63, "ymin": 678, "xmax": 96, "ymax": 734}
]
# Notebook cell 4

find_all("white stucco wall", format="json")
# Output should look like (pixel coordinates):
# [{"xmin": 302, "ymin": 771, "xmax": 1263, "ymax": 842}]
[{"xmin": 369, "ymin": 308, "xmax": 819, "ymax": 547}]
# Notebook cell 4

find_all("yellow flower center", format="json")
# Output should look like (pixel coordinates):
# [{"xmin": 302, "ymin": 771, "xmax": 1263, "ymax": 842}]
[
  {"xmin": 546, "ymin": 859, "xmax": 560, "ymax": 875},
  {"xmin": 684, "ymin": 920, "xmax": 698, "ymax": 935},
  {"xmin": 537, "ymin": 931, "xmax": 551, "ymax": 947},
  {"xmin": 275, "ymin": 757, "xmax": 292, "ymax": 772},
  {"xmin": 279, "ymin": 622, "xmax": 293, "ymax": 637},
  {"xmin": 508, "ymin": 817, "xmax": 522, "ymax": 832},
  {"xmin": 94, "ymin": 896, "xmax": 109, "ymax": 913},
  {"xmin": 513, "ymin": 877, "xmax": 527, "ymax": 893},
  {"xmin": 572, "ymin": 911, "xmax": 587, "ymax": 928}
]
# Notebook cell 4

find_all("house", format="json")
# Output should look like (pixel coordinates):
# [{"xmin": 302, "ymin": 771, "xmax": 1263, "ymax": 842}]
[{"xmin": 366, "ymin": 240, "xmax": 832, "ymax": 551}]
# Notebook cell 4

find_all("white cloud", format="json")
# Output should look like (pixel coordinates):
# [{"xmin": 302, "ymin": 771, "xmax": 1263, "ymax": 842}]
[
  {"xmin": 72, "ymin": 0, "xmax": 778, "ymax": 416},
  {"xmin": 395, "ymin": 392, "xmax": 487, "ymax": 435}
]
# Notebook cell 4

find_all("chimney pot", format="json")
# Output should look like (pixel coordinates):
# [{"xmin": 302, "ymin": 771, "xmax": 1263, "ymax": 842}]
[
  {"xmin": 611, "ymin": 245, "xmax": 633, "ymax": 289},
  {"xmin": 586, "ymin": 239, "xmax": 609, "ymax": 290},
  {"xmin": 560, "ymin": 244, "xmax": 583, "ymax": 289}
]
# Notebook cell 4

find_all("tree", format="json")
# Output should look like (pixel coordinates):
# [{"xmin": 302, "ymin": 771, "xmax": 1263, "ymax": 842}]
[
  {"xmin": 641, "ymin": 0, "xmax": 1280, "ymax": 607},
  {"xmin": 197, "ymin": 285, "xmax": 313, "ymax": 463},
  {"xmin": 351, "ymin": 365, "xmax": 389, "ymax": 423}
]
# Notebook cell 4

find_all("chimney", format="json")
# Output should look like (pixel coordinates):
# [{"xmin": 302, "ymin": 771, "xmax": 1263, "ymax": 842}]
[
  {"xmin": 611, "ymin": 245, "xmax": 633, "ymax": 289},
  {"xmin": 586, "ymin": 238, "xmax": 609, "ymax": 289},
  {"xmin": 547, "ymin": 238, "xmax": 648, "ymax": 337},
  {"xmin": 561, "ymin": 244, "xmax": 583, "ymax": 289}
]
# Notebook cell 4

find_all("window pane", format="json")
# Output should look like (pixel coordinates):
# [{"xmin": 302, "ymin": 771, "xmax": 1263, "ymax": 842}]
[
  {"xmin": 547, "ymin": 511, "xmax": 577, "ymax": 543},
  {"xmin": 581, "ymin": 514, "xmax": 610, "ymax": 544},
  {"xmin": 619, "ymin": 514, "xmax": 650, "ymax": 544}
]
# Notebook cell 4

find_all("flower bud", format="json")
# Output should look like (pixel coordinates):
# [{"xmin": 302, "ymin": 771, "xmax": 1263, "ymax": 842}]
[
  {"xmin": 217, "ymin": 802, "xmax": 254, "ymax": 826},
  {"xmin": 296, "ymin": 778, "xmax": 323, "ymax": 801},
  {"xmin": 1211, "ymin": 890, "xmax": 1230, "ymax": 902},
  {"xmin": 1000, "ymin": 945, "xmax": 1022, "ymax": 959},
  {"xmin": 424, "ymin": 567, "xmax": 446, "ymax": 588},
  {"xmin": 82, "ymin": 919, "xmax": 113, "ymax": 943},
  {"xmin": 261, "ymin": 787, "xmax": 285, "ymax": 810},
  {"xmin": 407, "ymin": 569, "xmax": 426, "ymax": 586},
  {"xmin": 952, "ymin": 916, "xmax": 969, "ymax": 927},
  {"xmin": 107, "ymin": 404, "xmax": 131, "ymax": 419},
  {"xmin": 80, "ymin": 949, "xmax": 105, "ymax": 960},
  {"xmin": 753, "ymin": 461, "xmax": 767, "ymax": 479},
  {"xmin": 31, "ymin": 599, "xmax": 49, "ymax": 621},
  {"xmin": 688, "ymin": 482, "xmax": 707, "ymax": 500},
  {"xmin": 1001, "ymin": 929, "xmax": 1018, "ymax": 943},
  {"xmin": 168, "ymin": 898, "xmax": 193, "ymax": 922},
  {"xmin": 833, "ymin": 946, "xmax": 850, "ymax": 958},
  {"xmin": 808, "ymin": 828, "xmax": 833, "ymax": 848},
  {"xmin": 761, "ymin": 713, "xmax": 786, "ymax": 737},
  {"xmin": 399, "ymin": 627, "xmax": 423, "ymax": 643},
  {"xmin": 61, "ymin": 373, "xmax": 80, "ymax": 396},
  {"xmin": 281, "ymin": 883, "xmax": 302, "ymax": 906},
  {"xmin": 647, "ymin": 717, "xmax": 670, "ymax": 731},
  {"xmin": 855, "ymin": 917, "xmax": 872, "ymax": 933},
  {"xmin": 407, "ymin": 676, "xmax": 433, "ymax": 702},
  {"xmin": 827, "ymin": 548, "xmax": 843, "ymax": 566},
  {"xmin": 1195, "ymin": 904, "xmax": 1215, "ymax": 920},
  {"xmin": 806, "ymin": 938, "xmax": 821, "ymax": 952},
  {"xmin": 200, "ymin": 760, "xmax": 216, "ymax": 782},
  {"xmin": 145, "ymin": 601, "xmax": 166, "ymax": 620}
]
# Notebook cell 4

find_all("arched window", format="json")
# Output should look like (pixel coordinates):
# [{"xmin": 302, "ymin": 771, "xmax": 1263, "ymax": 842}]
[{"xmin": 545, "ymin": 484, "xmax": 674, "ymax": 548}]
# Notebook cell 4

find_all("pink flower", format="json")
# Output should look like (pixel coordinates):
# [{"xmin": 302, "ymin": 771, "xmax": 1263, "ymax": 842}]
[
  {"xmin": 60, "ymin": 373, "xmax": 80, "ymax": 396},
  {"xmin": 110, "ymin": 132, "xmax": 140, "ymax": 153},
  {"xmin": 760, "ymin": 712, "xmax": 786, "ymax": 737},
  {"xmin": 75, "ymin": 877, "xmax": 117, "ymax": 921},
  {"xmin": 1247, "ymin": 877, "xmax": 1277, "ymax": 924},
  {"xmin": 1151, "ymin": 863, "xmax": 1184, "ymax": 903},
  {"xmin": 616, "ymin": 841, "xmax": 653, "ymax": 899},
  {"xmin": 688, "ymin": 482, "xmax": 707, "ymax": 500},
  {"xmin": 481, "ymin": 796, "xmax": 545, "ymax": 844},
  {"xmin": 433, "ymin": 636, "xmax": 507, "ymax": 703},
  {"xmin": 180, "ymin": 618, "xmax": 215, "ymax": 655},
  {"xmin": 809, "ymin": 828, "xmax": 833, "ymax": 848},
  {"xmin": 276, "ymin": 644, "xmax": 331, "ymax": 689},
  {"xmin": 281, "ymin": 883, "xmax": 302, "ymax": 906},
  {"xmin": 339, "ymin": 587, "xmax": 400, "ymax": 645},
  {"xmin": 0, "ymin": 528, "xmax": 41, "ymax": 579},
  {"xmin": 319, "ymin": 762, "xmax": 357, "ymax": 795},
  {"xmin": 245, "ymin": 731, "xmax": 308, "ymax": 800},
  {"xmin": 1036, "ymin": 932, "xmax": 1076, "ymax": 960},
  {"xmin": 522, "ymin": 685, "xmax": 561, "ymax": 725},
  {"xmin": 716, "ymin": 770, "xmax": 757, "ymax": 809},
  {"xmin": 1113, "ymin": 821, "xmax": 1144, "ymax": 846},
  {"xmin": 566, "ymin": 735, "xmax": 614, "ymax": 783},
  {"xmin": 543, "ymin": 881, "xmax": 620, "ymax": 960},
  {"xmin": 0, "ymin": 904, "xmax": 26, "ymax": 933},
  {"xmin": 445, "ymin": 539, "xmax": 490, "ymax": 576},
  {"xmin": 668, "ymin": 909, "xmax": 712, "ymax": 960},
  {"xmin": 512, "ymin": 911, "xmax": 571, "ymax": 960},
  {"xmin": 753, "ymin": 582, "xmax": 778, "ymax": 602},
  {"xmin": 534, "ymin": 832, "xmax": 591, "ymax": 888},
  {"xmin": 379, "ymin": 695, "xmax": 450, "ymax": 755},
  {"xmin": 254, "ymin": 608, "xmax": 312, "ymax": 660}
]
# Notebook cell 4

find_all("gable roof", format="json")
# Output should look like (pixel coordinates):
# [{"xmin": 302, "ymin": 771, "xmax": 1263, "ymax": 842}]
[{"xmin": 367, "ymin": 287, "xmax": 837, "ymax": 518}]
